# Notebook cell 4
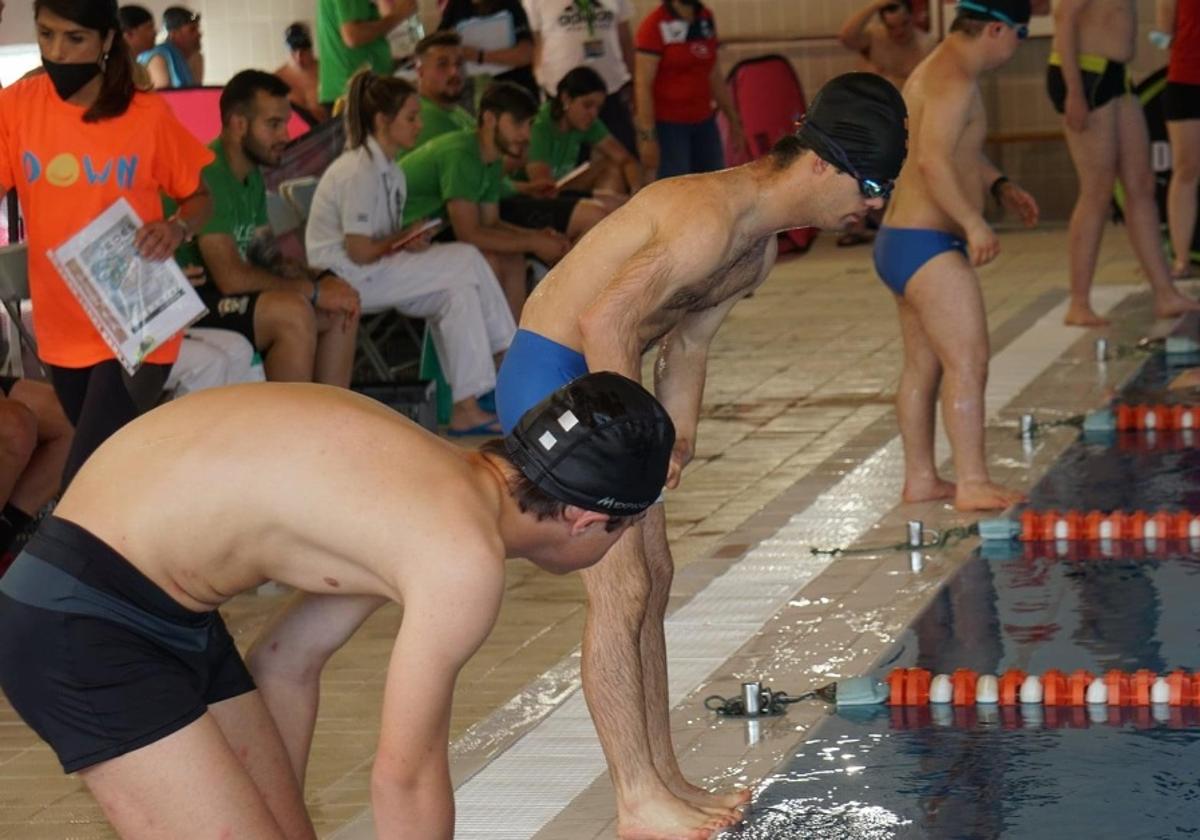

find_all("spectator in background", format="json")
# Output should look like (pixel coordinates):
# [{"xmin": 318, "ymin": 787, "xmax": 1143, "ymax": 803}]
[
  {"xmin": 634, "ymin": 0, "xmax": 743, "ymax": 180},
  {"xmin": 175, "ymin": 70, "xmax": 360, "ymax": 388},
  {"xmin": 523, "ymin": 66, "xmax": 641, "ymax": 196},
  {"xmin": 1159, "ymin": 0, "xmax": 1200, "ymax": 278},
  {"xmin": 308, "ymin": 71, "xmax": 515, "ymax": 435},
  {"xmin": 317, "ymin": 0, "xmax": 415, "ymax": 110},
  {"xmin": 275, "ymin": 23, "xmax": 329, "ymax": 125},
  {"xmin": 400, "ymin": 82, "xmax": 570, "ymax": 320},
  {"xmin": 411, "ymin": 31, "xmax": 474, "ymax": 148},
  {"xmin": 0, "ymin": 0, "xmax": 213, "ymax": 486},
  {"xmin": 139, "ymin": 5, "xmax": 203, "ymax": 89},
  {"xmin": 526, "ymin": 0, "xmax": 639, "ymax": 160},
  {"xmin": 117, "ymin": 4, "xmax": 156, "ymax": 56},
  {"xmin": 839, "ymin": 0, "xmax": 935, "ymax": 91},
  {"xmin": 0, "ymin": 379, "xmax": 72, "ymax": 567},
  {"xmin": 438, "ymin": 0, "xmax": 538, "ymax": 98}
]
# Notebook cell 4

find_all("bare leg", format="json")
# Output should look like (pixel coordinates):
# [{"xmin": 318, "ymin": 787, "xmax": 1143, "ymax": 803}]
[
  {"xmin": 78, "ymin": 712, "xmax": 306, "ymax": 840},
  {"xmin": 638, "ymin": 506, "xmax": 749, "ymax": 818},
  {"xmin": 313, "ymin": 309, "xmax": 359, "ymax": 388},
  {"xmin": 1114, "ymin": 95, "xmax": 1200, "ymax": 317},
  {"xmin": 894, "ymin": 295, "xmax": 955, "ymax": 503},
  {"xmin": 247, "ymin": 593, "xmax": 387, "ymax": 786},
  {"xmin": 1062, "ymin": 100, "xmax": 1119, "ymax": 326},
  {"xmin": 208, "ymin": 691, "xmax": 316, "ymax": 839},
  {"xmin": 483, "ymin": 250, "xmax": 528, "ymax": 323},
  {"xmin": 5, "ymin": 380, "xmax": 72, "ymax": 514},
  {"xmin": 565, "ymin": 199, "xmax": 610, "ymax": 241},
  {"xmin": 0, "ymin": 397, "xmax": 36, "ymax": 507},
  {"xmin": 580, "ymin": 522, "xmax": 732, "ymax": 840},
  {"xmin": 1166, "ymin": 119, "xmax": 1200, "ymax": 278},
  {"xmin": 906, "ymin": 251, "xmax": 1025, "ymax": 511},
  {"xmin": 253, "ymin": 290, "xmax": 318, "ymax": 382}
]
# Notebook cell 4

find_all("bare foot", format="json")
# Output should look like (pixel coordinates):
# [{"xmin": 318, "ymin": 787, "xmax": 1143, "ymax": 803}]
[
  {"xmin": 1064, "ymin": 302, "xmax": 1110, "ymax": 327},
  {"xmin": 618, "ymin": 793, "xmax": 738, "ymax": 840},
  {"xmin": 1153, "ymin": 291, "xmax": 1200, "ymax": 320},
  {"xmin": 954, "ymin": 480, "xmax": 1025, "ymax": 512},
  {"xmin": 668, "ymin": 776, "xmax": 751, "ymax": 819},
  {"xmin": 902, "ymin": 476, "xmax": 956, "ymax": 504}
]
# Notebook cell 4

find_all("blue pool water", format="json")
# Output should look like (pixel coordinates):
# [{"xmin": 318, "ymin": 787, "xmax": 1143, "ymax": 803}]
[{"xmin": 728, "ymin": 351, "xmax": 1200, "ymax": 838}]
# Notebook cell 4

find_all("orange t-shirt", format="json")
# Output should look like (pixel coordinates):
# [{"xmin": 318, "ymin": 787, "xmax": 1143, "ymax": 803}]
[{"xmin": 0, "ymin": 74, "xmax": 214, "ymax": 367}]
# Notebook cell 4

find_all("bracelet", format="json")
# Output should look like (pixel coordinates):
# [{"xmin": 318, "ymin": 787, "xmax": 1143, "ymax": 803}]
[
  {"xmin": 636, "ymin": 127, "xmax": 656, "ymax": 142},
  {"xmin": 989, "ymin": 175, "xmax": 1010, "ymax": 203},
  {"xmin": 311, "ymin": 270, "xmax": 333, "ymax": 305},
  {"xmin": 169, "ymin": 212, "xmax": 194, "ymax": 243}
]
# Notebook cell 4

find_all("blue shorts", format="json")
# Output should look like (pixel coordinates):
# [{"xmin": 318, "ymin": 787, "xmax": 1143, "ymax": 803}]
[
  {"xmin": 496, "ymin": 329, "xmax": 589, "ymax": 434},
  {"xmin": 873, "ymin": 225, "xmax": 968, "ymax": 296}
]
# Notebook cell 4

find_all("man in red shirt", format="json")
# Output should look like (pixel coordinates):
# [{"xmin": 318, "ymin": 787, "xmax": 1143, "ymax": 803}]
[
  {"xmin": 633, "ymin": 0, "xmax": 744, "ymax": 179},
  {"xmin": 1160, "ymin": 0, "xmax": 1200, "ymax": 278}
]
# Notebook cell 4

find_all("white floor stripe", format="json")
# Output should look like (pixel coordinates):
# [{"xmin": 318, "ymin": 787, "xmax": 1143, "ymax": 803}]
[{"xmin": 333, "ymin": 286, "xmax": 1134, "ymax": 839}]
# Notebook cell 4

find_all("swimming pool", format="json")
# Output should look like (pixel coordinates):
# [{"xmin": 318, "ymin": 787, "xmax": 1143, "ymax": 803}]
[{"xmin": 727, "ymin": 354, "xmax": 1200, "ymax": 839}]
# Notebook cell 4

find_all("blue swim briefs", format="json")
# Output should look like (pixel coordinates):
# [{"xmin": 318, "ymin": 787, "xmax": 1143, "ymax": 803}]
[
  {"xmin": 873, "ymin": 225, "xmax": 968, "ymax": 296},
  {"xmin": 496, "ymin": 329, "xmax": 589, "ymax": 434}
]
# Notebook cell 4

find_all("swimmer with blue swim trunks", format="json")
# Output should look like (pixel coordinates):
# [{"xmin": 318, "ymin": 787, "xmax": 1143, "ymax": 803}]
[
  {"xmin": 497, "ymin": 73, "xmax": 908, "ymax": 840},
  {"xmin": 875, "ymin": 0, "xmax": 1038, "ymax": 512}
]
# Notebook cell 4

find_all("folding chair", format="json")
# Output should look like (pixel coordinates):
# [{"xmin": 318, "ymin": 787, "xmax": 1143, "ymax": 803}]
[{"xmin": 0, "ymin": 243, "xmax": 45, "ymax": 377}]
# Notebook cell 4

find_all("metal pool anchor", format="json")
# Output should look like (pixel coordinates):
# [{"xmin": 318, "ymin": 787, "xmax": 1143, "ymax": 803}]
[{"xmin": 704, "ymin": 677, "xmax": 888, "ymax": 718}]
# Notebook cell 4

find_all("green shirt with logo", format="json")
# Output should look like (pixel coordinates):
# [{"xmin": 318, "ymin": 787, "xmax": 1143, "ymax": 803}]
[
  {"xmin": 169, "ymin": 137, "xmax": 266, "ymax": 271},
  {"xmin": 399, "ymin": 129, "xmax": 503, "ymax": 225},
  {"xmin": 524, "ymin": 100, "xmax": 609, "ymax": 181},
  {"xmin": 317, "ymin": 0, "xmax": 394, "ymax": 104}
]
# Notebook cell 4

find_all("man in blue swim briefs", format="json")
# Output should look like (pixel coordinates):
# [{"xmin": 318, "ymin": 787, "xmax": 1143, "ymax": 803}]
[
  {"xmin": 875, "ymin": 0, "xmax": 1037, "ymax": 512},
  {"xmin": 1049, "ymin": 0, "xmax": 1199, "ymax": 325},
  {"xmin": 494, "ymin": 73, "xmax": 907, "ymax": 840}
]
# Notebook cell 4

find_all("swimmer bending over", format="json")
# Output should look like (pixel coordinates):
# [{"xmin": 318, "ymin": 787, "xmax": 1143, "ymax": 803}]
[{"xmin": 0, "ymin": 376, "xmax": 673, "ymax": 840}]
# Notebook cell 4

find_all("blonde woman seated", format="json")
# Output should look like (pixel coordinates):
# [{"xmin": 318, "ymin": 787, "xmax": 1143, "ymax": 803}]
[{"xmin": 307, "ymin": 71, "xmax": 515, "ymax": 435}]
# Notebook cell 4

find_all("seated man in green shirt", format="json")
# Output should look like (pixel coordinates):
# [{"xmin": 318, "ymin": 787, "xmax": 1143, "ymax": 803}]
[
  {"xmin": 400, "ymin": 82, "xmax": 572, "ymax": 321},
  {"xmin": 411, "ymin": 30, "xmax": 475, "ymax": 149},
  {"xmin": 179, "ymin": 71, "xmax": 362, "ymax": 387},
  {"xmin": 316, "ymin": 0, "xmax": 415, "ymax": 108}
]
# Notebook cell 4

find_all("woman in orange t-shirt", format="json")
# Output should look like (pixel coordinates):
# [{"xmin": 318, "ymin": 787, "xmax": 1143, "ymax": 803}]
[{"xmin": 0, "ymin": 0, "xmax": 212, "ymax": 485}]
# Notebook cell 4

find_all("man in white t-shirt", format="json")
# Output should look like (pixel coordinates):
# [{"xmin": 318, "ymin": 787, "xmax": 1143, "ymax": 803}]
[{"xmin": 524, "ymin": 0, "xmax": 639, "ymax": 155}]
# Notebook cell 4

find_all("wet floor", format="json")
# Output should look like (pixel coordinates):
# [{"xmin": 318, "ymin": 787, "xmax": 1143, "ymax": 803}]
[{"xmin": 730, "ymin": 348, "xmax": 1200, "ymax": 839}]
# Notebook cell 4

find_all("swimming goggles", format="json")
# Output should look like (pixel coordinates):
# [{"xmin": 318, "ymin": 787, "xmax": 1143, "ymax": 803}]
[
  {"xmin": 956, "ymin": 1, "xmax": 1030, "ymax": 39},
  {"xmin": 798, "ymin": 119, "xmax": 894, "ymax": 201}
]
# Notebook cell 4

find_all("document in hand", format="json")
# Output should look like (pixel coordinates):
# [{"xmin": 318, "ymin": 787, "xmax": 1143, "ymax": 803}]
[
  {"xmin": 389, "ymin": 218, "xmax": 444, "ymax": 253},
  {"xmin": 556, "ymin": 162, "xmax": 591, "ymax": 190},
  {"xmin": 48, "ymin": 197, "xmax": 206, "ymax": 374}
]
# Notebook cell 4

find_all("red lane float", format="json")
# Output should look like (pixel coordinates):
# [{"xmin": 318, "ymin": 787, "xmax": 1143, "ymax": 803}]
[
  {"xmin": 886, "ymin": 668, "xmax": 1199, "ymax": 706},
  {"xmin": 1017, "ymin": 510, "xmax": 1200, "ymax": 542}
]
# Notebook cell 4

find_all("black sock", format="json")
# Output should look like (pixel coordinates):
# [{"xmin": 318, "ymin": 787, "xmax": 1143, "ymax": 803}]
[{"xmin": 0, "ymin": 503, "xmax": 32, "ymax": 554}]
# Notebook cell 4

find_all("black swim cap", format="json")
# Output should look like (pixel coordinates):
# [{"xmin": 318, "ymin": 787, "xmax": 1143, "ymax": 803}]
[
  {"xmin": 505, "ymin": 373, "xmax": 675, "ymax": 516},
  {"xmin": 956, "ymin": 0, "xmax": 1031, "ymax": 25},
  {"xmin": 285, "ymin": 23, "xmax": 313, "ymax": 51},
  {"xmin": 796, "ymin": 72, "xmax": 908, "ymax": 185}
]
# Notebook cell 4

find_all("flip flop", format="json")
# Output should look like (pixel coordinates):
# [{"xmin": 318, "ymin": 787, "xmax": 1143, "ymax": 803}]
[{"xmin": 447, "ymin": 419, "xmax": 503, "ymax": 437}]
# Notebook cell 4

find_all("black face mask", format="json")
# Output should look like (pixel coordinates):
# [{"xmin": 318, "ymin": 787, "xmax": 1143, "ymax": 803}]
[{"xmin": 42, "ymin": 58, "xmax": 101, "ymax": 101}]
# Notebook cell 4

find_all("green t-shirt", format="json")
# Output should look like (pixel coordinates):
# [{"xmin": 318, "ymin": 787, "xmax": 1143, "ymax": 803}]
[
  {"xmin": 398, "ymin": 129, "xmax": 503, "ymax": 225},
  {"xmin": 317, "ymin": 0, "xmax": 394, "ymax": 103},
  {"xmin": 525, "ymin": 100, "xmax": 609, "ymax": 181},
  {"xmin": 169, "ymin": 137, "xmax": 267, "ymax": 271},
  {"xmin": 412, "ymin": 96, "xmax": 475, "ymax": 150}
]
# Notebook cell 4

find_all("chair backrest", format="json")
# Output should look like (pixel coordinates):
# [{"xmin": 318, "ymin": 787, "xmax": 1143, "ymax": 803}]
[
  {"xmin": 266, "ymin": 191, "xmax": 301, "ymax": 236},
  {"xmin": 279, "ymin": 176, "xmax": 320, "ymax": 224},
  {"xmin": 0, "ymin": 243, "xmax": 29, "ymax": 301},
  {"xmin": 717, "ymin": 55, "xmax": 808, "ymax": 167}
]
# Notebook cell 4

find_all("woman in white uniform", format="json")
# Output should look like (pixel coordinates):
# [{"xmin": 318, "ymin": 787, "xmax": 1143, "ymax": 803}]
[{"xmin": 306, "ymin": 71, "xmax": 514, "ymax": 435}]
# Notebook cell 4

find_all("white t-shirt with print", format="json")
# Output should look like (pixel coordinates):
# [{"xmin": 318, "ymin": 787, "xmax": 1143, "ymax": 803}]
[{"xmin": 524, "ymin": 0, "xmax": 633, "ymax": 94}]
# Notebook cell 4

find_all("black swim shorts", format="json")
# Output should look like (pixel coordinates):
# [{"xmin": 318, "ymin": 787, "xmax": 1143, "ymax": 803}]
[
  {"xmin": 0, "ymin": 517, "xmax": 255, "ymax": 773},
  {"xmin": 1165, "ymin": 82, "xmax": 1200, "ymax": 122},
  {"xmin": 194, "ymin": 285, "xmax": 263, "ymax": 345},
  {"xmin": 1046, "ymin": 56, "xmax": 1132, "ymax": 114},
  {"xmin": 499, "ymin": 195, "xmax": 583, "ymax": 234},
  {"xmin": 0, "ymin": 376, "xmax": 16, "ymax": 397}
]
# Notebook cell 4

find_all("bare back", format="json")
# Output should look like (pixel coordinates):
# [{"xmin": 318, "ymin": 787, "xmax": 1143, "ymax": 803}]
[
  {"xmin": 53, "ymin": 384, "xmax": 505, "ymax": 612},
  {"xmin": 1052, "ymin": 0, "xmax": 1136, "ymax": 63},
  {"xmin": 884, "ymin": 42, "xmax": 988, "ymax": 235},
  {"xmin": 521, "ymin": 169, "xmax": 777, "ymax": 354}
]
